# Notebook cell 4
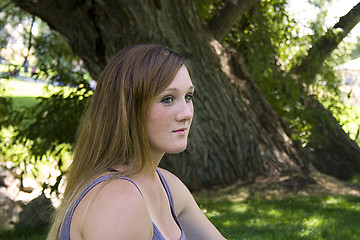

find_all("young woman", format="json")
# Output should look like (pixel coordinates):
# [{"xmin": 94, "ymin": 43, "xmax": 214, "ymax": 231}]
[{"xmin": 47, "ymin": 44, "xmax": 226, "ymax": 240}]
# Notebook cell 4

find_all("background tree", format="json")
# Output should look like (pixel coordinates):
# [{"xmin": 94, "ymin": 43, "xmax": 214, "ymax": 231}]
[
  {"xmin": 221, "ymin": 0, "xmax": 360, "ymax": 179},
  {"xmin": 4, "ymin": 0, "xmax": 360, "ymax": 190},
  {"xmin": 288, "ymin": 1, "xmax": 360, "ymax": 179}
]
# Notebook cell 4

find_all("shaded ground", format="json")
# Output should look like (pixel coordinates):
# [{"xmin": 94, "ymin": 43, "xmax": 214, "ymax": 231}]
[{"xmin": 197, "ymin": 168, "xmax": 360, "ymax": 201}]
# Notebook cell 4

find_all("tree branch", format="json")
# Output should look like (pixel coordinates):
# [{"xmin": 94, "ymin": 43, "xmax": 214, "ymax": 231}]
[
  {"xmin": 292, "ymin": 2, "xmax": 360, "ymax": 81},
  {"xmin": 207, "ymin": 0, "xmax": 258, "ymax": 41},
  {"xmin": 0, "ymin": 1, "xmax": 12, "ymax": 12},
  {"xmin": 24, "ymin": 15, "xmax": 35, "ymax": 59},
  {"xmin": 334, "ymin": 1, "xmax": 360, "ymax": 31}
]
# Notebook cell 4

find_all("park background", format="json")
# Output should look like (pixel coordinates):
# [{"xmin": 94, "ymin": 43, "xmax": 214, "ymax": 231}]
[{"xmin": 1, "ymin": 0, "xmax": 360, "ymax": 239}]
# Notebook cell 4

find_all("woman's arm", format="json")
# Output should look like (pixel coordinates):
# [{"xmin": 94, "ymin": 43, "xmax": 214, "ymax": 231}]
[{"xmin": 158, "ymin": 169, "xmax": 226, "ymax": 239}]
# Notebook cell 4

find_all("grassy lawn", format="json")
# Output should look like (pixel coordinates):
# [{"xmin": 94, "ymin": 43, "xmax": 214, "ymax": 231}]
[
  {"xmin": 1, "ymin": 193, "xmax": 359, "ymax": 240},
  {"xmin": 197, "ymin": 194, "xmax": 360, "ymax": 240},
  {"xmin": 1, "ymin": 77, "xmax": 73, "ymax": 109},
  {"xmin": 1, "ymin": 78, "xmax": 46, "ymax": 109}
]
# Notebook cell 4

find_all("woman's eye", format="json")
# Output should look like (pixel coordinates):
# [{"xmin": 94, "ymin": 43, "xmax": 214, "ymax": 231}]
[
  {"xmin": 185, "ymin": 94, "xmax": 193, "ymax": 102},
  {"xmin": 161, "ymin": 96, "xmax": 174, "ymax": 103}
]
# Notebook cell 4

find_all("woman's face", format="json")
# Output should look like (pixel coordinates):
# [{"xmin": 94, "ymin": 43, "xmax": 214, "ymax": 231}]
[{"xmin": 147, "ymin": 66, "xmax": 194, "ymax": 157}]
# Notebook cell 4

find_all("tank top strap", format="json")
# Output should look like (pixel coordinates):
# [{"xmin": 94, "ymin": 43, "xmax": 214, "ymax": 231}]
[
  {"xmin": 82, "ymin": 174, "xmax": 144, "ymax": 198},
  {"xmin": 155, "ymin": 169, "xmax": 187, "ymax": 240},
  {"xmin": 155, "ymin": 169, "xmax": 175, "ymax": 208}
]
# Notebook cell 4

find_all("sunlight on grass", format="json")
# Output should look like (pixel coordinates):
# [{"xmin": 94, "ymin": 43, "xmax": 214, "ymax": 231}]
[
  {"xmin": 202, "ymin": 209, "xmax": 221, "ymax": 218},
  {"xmin": 246, "ymin": 217, "xmax": 270, "ymax": 227},
  {"xmin": 3, "ymin": 79, "xmax": 46, "ymax": 97},
  {"xmin": 1, "ymin": 78, "xmax": 76, "ymax": 109},
  {"xmin": 266, "ymin": 208, "xmax": 282, "ymax": 217},
  {"xmin": 196, "ymin": 195, "xmax": 360, "ymax": 240},
  {"xmin": 230, "ymin": 203, "xmax": 248, "ymax": 213},
  {"xmin": 300, "ymin": 215, "xmax": 326, "ymax": 237},
  {"xmin": 322, "ymin": 196, "xmax": 342, "ymax": 206}
]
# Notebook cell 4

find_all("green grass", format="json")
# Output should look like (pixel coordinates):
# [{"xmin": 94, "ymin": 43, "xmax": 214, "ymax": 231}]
[
  {"xmin": 1, "ymin": 78, "xmax": 45, "ymax": 109},
  {"xmin": 1, "ymin": 77, "xmax": 74, "ymax": 110},
  {"xmin": 4, "ymin": 79, "xmax": 46, "ymax": 97},
  {"xmin": 197, "ymin": 194, "xmax": 360, "ymax": 240},
  {"xmin": 0, "ymin": 229, "xmax": 47, "ymax": 240},
  {"xmin": 1, "ymin": 194, "xmax": 359, "ymax": 239}
]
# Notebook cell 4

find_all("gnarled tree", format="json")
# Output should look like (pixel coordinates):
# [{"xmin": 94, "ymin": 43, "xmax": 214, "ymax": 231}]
[{"xmin": 10, "ymin": 0, "xmax": 360, "ymax": 190}]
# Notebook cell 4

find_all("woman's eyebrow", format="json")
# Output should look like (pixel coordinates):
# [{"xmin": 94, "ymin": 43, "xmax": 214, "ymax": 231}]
[{"xmin": 164, "ymin": 85, "xmax": 195, "ymax": 92}]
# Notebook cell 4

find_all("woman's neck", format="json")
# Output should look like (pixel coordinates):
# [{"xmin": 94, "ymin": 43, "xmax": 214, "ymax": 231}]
[{"xmin": 150, "ymin": 151, "xmax": 165, "ymax": 169}]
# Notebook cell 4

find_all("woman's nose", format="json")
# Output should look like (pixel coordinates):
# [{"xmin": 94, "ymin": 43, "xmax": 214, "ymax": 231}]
[{"xmin": 176, "ymin": 101, "xmax": 193, "ymax": 122}]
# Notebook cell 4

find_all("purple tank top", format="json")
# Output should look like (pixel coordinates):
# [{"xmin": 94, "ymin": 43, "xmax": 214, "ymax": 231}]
[{"xmin": 58, "ymin": 169, "xmax": 187, "ymax": 240}]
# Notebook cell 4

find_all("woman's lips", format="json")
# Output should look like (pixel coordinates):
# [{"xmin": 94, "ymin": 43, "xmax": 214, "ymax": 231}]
[{"xmin": 172, "ymin": 128, "xmax": 187, "ymax": 134}]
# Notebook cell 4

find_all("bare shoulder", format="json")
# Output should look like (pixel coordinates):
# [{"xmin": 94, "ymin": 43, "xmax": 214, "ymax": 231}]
[{"xmin": 73, "ymin": 178, "xmax": 153, "ymax": 240}]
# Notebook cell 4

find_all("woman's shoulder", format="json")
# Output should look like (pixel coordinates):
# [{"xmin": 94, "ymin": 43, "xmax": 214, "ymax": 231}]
[{"xmin": 72, "ymin": 177, "xmax": 153, "ymax": 239}]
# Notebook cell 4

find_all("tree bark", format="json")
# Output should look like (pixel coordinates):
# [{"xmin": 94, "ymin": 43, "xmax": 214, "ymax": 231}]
[{"xmin": 11, "ymin": 0, "xmax": 309, "ymax": 190}]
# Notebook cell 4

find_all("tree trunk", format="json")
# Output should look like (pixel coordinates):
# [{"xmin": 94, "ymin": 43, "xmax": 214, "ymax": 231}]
[
  {"xmin": 305, "ymin": 97, "xmax": 360, "ymax": 179},
  {"xmin": 12, "ymin": 0, "xmax": 309, "ymax": 190}
]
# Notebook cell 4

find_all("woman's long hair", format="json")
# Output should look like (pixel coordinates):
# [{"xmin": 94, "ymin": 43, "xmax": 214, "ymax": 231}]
[{"xmin": 47, "ymin": 44, "xmax": 187, "ymax": 239}]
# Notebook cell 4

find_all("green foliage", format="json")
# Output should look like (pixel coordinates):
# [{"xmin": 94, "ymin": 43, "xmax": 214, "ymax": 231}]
[
  {"xmin": 222, "ymin": 0, "xmax": 311, "ymax": 140},
  {"xmin": 308, "ymin": 41, "xmax": 360, "ymax": 144},
  {"xmin": 323, "ymin": 97, "xmax": 360, "ymax": 145},
  {"xmin": 32, "ymin": 25, "xmax": 91, "ymax": 86},
  {"xmin": 197, "ymin": 194, "xmax": 360, "ymax": 239},
  {"xmin": 215, "ymin": 0, "xmax": 358, "ymax": 147},
  {"xmin": 0, "ymin": 229, "xmax": 46, "ymax": 240},
  {"xmin": 350, "ymin": 36, "xmax": 360, "ymax": 59},
  {"xmin": 0, "ymin": 1, "xmax": 27, "ymax": 49},
  {"xmin": 0, "ymin": 4, "xmax": 93, "ymax": 193},
  {"xmin": 0, "ymin": 0, "xmax": 37, "ymax": 69},
  {"xmin": 0, "ymin": 16, "xmax": 10, "ymax": 49},
  {"xmin": 0, "ymin": 77, "xmax": 90, "ymax": 192},
  {"xmin": 1, "ymin": 82, "xmax": 92, "ymax": 193},
  {"xmin": 194, "ymin": 0, "xmax": 224, "ymax": 22},
  {"xmin": 0, "ymin": 80, "xmax": 13, "ymax": 126},
  {"xmin": 14, "ymin": 83, "xmax": 92, "ymax": 156}
]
